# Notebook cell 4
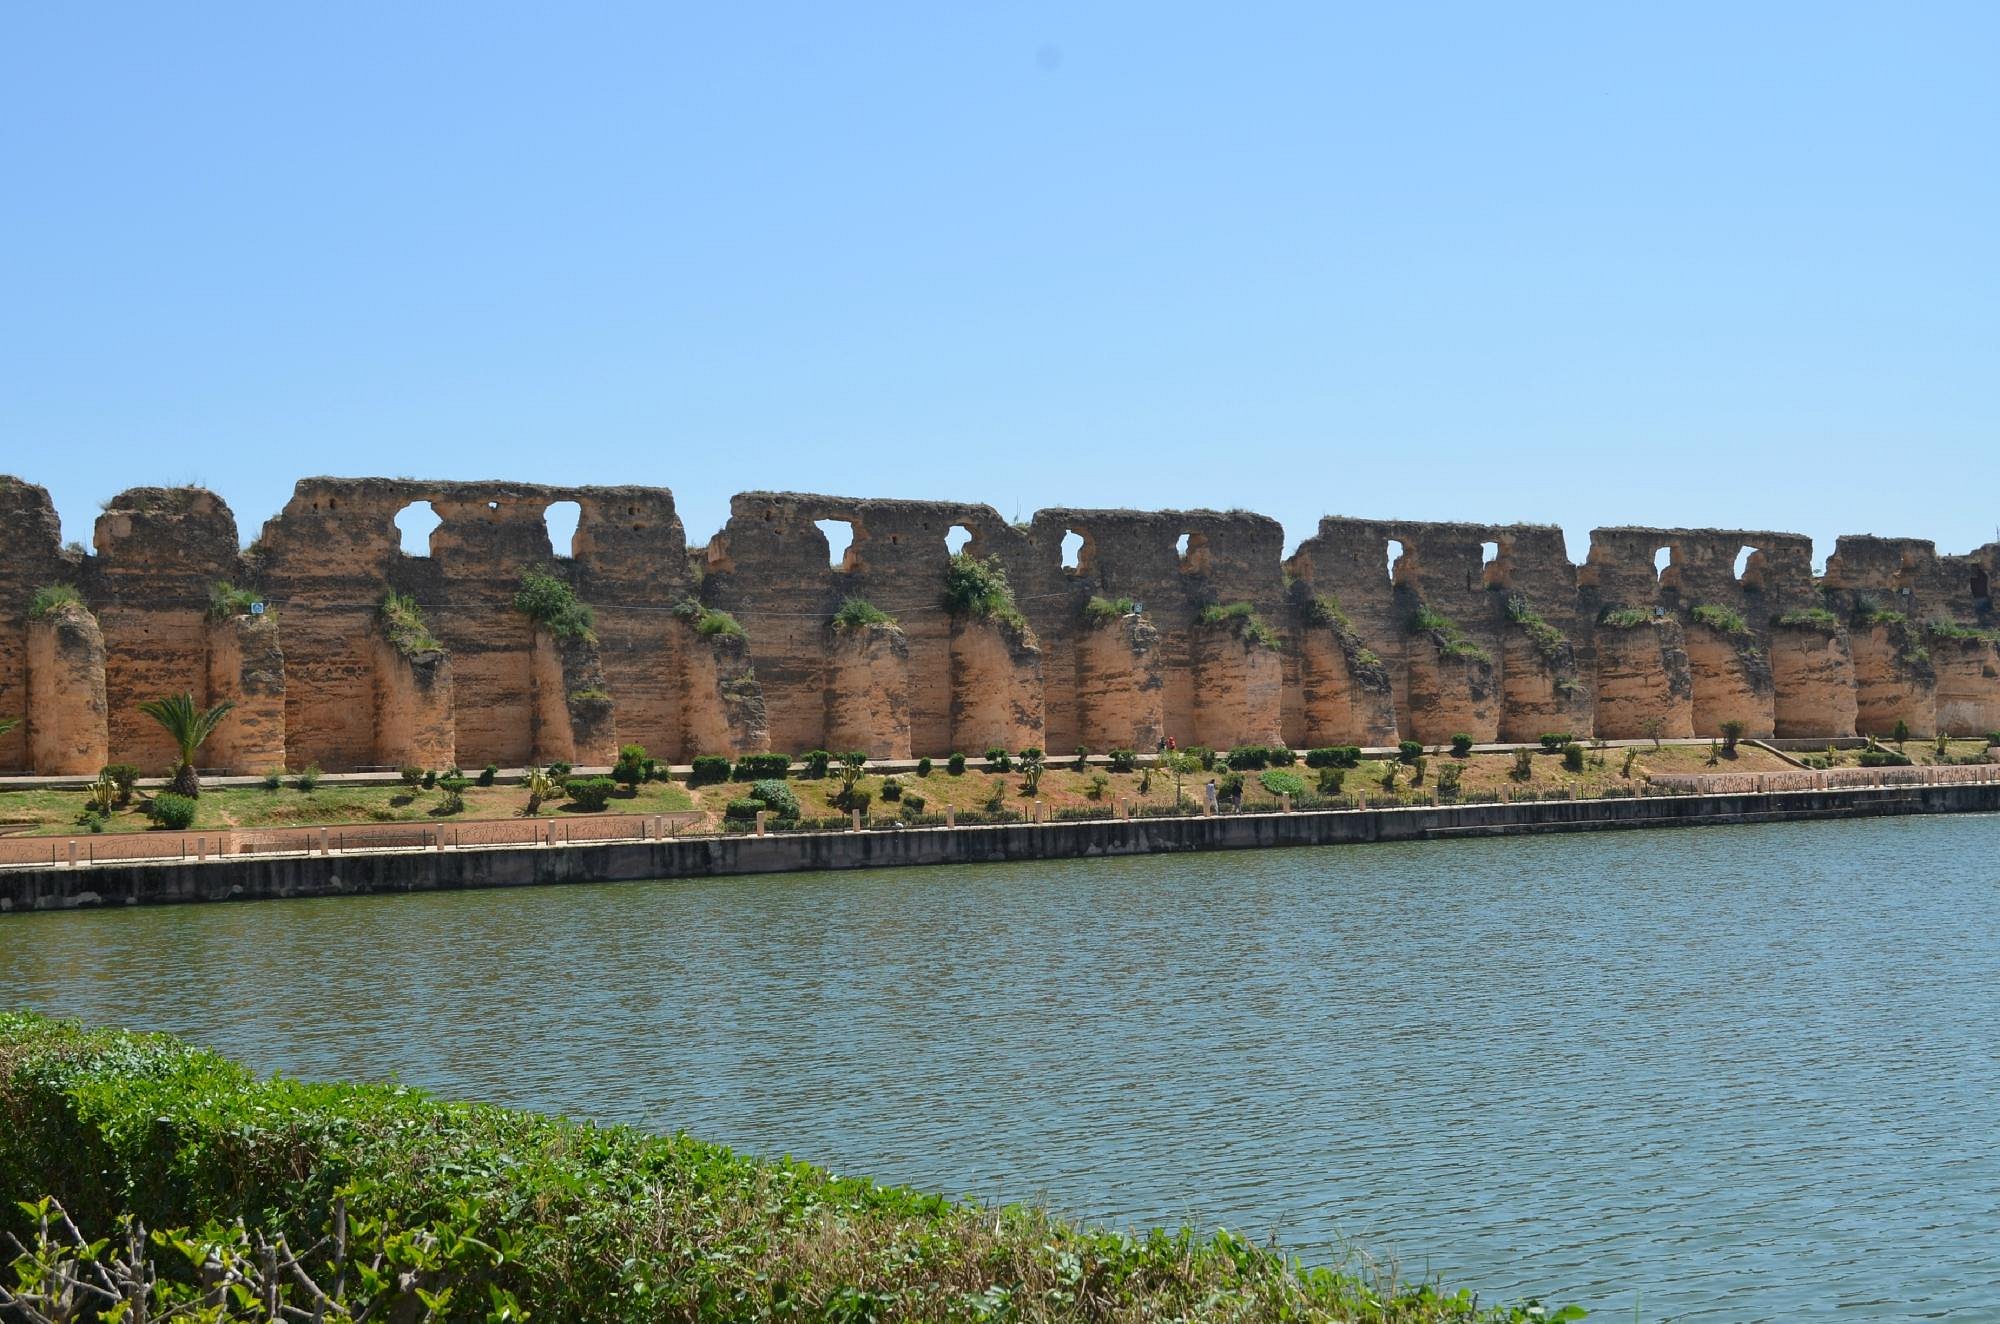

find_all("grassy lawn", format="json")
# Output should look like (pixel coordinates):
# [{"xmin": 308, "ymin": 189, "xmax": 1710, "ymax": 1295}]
[{"xmin": 0, "ymin": 779, "xmax": 693, "ymax": 836}]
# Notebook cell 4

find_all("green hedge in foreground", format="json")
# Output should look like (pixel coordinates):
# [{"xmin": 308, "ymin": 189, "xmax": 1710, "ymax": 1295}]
[{"xmin": 0, "ymin": 1014, "xmax": 1579, "ymax": 1322}]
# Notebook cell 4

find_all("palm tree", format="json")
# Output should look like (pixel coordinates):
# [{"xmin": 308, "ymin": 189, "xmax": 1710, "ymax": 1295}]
[{"xmin": 138, "ymin": 692, "xmax": 236, "ymax": 797}]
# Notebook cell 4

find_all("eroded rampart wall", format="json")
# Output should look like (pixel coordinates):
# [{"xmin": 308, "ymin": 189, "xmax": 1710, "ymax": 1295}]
[{"xmin": 0, "ymin": 474, "xmax": 1993, "ymax": 773}]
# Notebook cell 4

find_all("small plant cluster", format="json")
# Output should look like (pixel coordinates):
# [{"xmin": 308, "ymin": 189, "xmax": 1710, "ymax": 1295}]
[
  {"xmin": 941, "ymin": 552, "xmax": 1026, "ymax": 629},
  {"xmin": 1450, "ymin": 733, "xmax": 1474, "ymax": 756},
  {"xmin": 830, "ymin": 596, "xmax": 896, "ymax": 630},
  {"xmin": 514, "ymin": 569, "xmax": 597, "ymax": 642},
  {"xmin": 1773, "ymin": 607, "xmax": 1842, "ymax": 634},
  {"xmin": 26, "ymin": 583, "xmax": 82, "ymax": 620},
  {"xmin": 204, "ymin": 580, "xmax": 261, "ymax": 621},
  {"xmin": 1196, "ymin": 601, "xmax": 1280, "ymax": 649},
  {"xmin": 1081, "ymin": 594, "xmax": 1138, "ymax": 624},
  {"xmin": 1406, "ymin": 605, "xmax": 1489, "ymax": 663},
  {"xmin": 1304, "ymin": 746, "xmax": 1363, "ymax": 768},
  {"xmin": 1295, "ymin": 589, "xmax": 1353, "ymax": 632},
  {"xmin": 378, "ymin": 590, "xmax": 442, "ymax": 655},
  {"xmin": 1690, "ymin": 602, "xmax": 1750, "ymax": 635},
  {"xmin": 1597, "ymin": 606, "xmax": 1653, "ymax": 629},
  {"xmin": 1538, "ymin": 732, "xmax": 1574, "ymax": 751},
  {"xmin": 1925, "ymin": 617, "xmax": 2000, "ymax": 644},
  {"xmin": 1503, "ymin": 595, "xmax": 1570, "ymax": 663},
  {"xmin": 671, "ymin": 596, "xmax": 747, "ymax": 638}
]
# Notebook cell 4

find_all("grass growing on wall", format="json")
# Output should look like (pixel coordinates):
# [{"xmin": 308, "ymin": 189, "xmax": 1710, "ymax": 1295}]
[
  {"xmin": 1689, "ymin": 603, "xmax": 1750, "ymax": 636},
  {"xmin": 0, "ymin": 1014, "xmax": 1575, "ymax": 1324},
  {"xmin": 1406, "ymin": 605, "xmax": 1489, "ymax": 663},
  {"xmin": 831, "ymin": 597, "xmax": 897, "ymax": 630},
  {"xmin": 25, "ymin": 584, "xmax": 82, "ymax": 620},
  {"xmin": 1772, "ymin": 607, "xmax": 1842, "ymax": 634},
  {"xmin": 378, "ymin": 591, "xmax": 442, "ymax": 656},
  {"xmin": 942, "ymin": 553, "xmax": 1027, "ymax": 630},
  {"xmin": 513, "ymin": 569, "xmax": 597, "ymax": 643},
  {"xmin": 671, "ymin": 597, "xmax": 747, "ymax": 638},
  {"xmin": 1081, "ymin": 594, "xmax": 1138, "ymax": 624},
  {"xmin": 1198, "ymin": 601, "xmax": 1281, "ymax": 649}
]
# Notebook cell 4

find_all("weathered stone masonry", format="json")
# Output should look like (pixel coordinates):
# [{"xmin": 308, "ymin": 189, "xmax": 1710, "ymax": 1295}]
[{"xmin": 0, "ymin": 474, "xmax": 1994, "ymax": 773}]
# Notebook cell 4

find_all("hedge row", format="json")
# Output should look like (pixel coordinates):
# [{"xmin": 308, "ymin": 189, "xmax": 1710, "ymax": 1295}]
[{"xmin": 0, "ymin": 1016, "xmax": 1571, "ymax": 1323}]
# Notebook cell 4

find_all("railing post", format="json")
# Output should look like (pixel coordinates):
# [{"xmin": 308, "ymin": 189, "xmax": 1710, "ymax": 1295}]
[
  {"xmin": 1034, "ymin": 799, "xmax": 1043, "ymax": 823},
  {"xmin": 67, "ymin": 839, "xmax": 78, "ymax": 868},
  {"xmin": 756, "ymin": 810, "xmax": 767, "ymax": 837},
  {"xmin": 197, "ymin": 837, "xmax": 207, "ymax": 861},
  {"xmin": 945, "ymin": 805, "xmax": 956, "ymax": 828},
  {"xmin": 1281, "ymin": 793, "xmax": 1292, "ymax": 813},
  {"xmin": 319, "ymin": 827, "xmax": 329, "ymax": 856}
]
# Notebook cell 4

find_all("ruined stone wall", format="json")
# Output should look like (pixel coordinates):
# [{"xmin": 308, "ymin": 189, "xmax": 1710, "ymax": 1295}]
[{"xmin": 0, "ymin": 473, "xmax": 1992, "ymax": 772}]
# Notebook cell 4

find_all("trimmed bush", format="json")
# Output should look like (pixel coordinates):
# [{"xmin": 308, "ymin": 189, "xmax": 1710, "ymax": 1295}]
[
  {"xmin": 1225, "ymin": 745, "xmax": 1274, "ymax": 770},
  {"xmin": 733, "ymin": 752, "xmax": 792, "ymax": 781},
  {"xmin": 146, "ymin": 792, "xmax": 197, "ymax": 830},
  {"xmin": 1859, "ymin": 749, "xmax": 1912, "ymax": 767},
  {"xmin": 1539, "ymin": 732, "xmax": 1574, "ymax": 752},
  {"xmin": 946, "ymin": 752, "xmax": 966, "ymax": 775},
  {"xmin": 1316, "ymin": 767, "xmax": 1346, "ymax": 794},
  {"xmin": 293, "ymin": 764, "xmax": 322, "ymax": 792},
  {"xmin": 565, "ymin": 777, "xmax": 616, "ymax": 811},
  {"xmin": 1305, "ymin": 746, "xmax": 1362, "ymax": 769},
  {"xmin": 1450, "ymin": 734, "xmax": 1473, "ymax": 757},
  {"xmin": 613, "ymin": 744, "xmax": 649, "ymax": 789},
  {"xmin": 879, "ymin": 777, "xmax": 903, "ymax": 802},
  {"xmin": 479, "ymin": 763, "xmax": 498, "ymax": 786},
  {"xmin": 1397, "ymin": 740, "xmax": 1423, "ymax": 763},
  {"xmin": 1260, "ymin": 769, "xmax": 1307, "ymax": 798},
  {"xmin": 801, "ymin": 750, "xmax": 832, "ymax": 778},
  {"xmin": 901, "ymin": 791, "xmax": 927, "ymax": 814},
  {"xmin": 399, "ymin": 764, "xmax": 425, "ymax": 790},
  {"xmin": 984, "ymin": 746, "xmax": 1012, "ymax": 772},
  {"xmin": 915, "ymin": 756, "xmax": 933, "ymax": 777},
  {"xmin": 689, "ymin": 756, "xmax": 734, "ymax": 786},
  {"xmin": 724, "ymin": 797, "xmax": 764, "ymax": 821},
  {"xmin": 1190, "ymin": 746, "xmax": 1217, "ymax": 770},
  {"xmin": 1108, "ymin": 748, "xmax": 1138, "ymax": 772},
  {"xmin": 748, "ymin": 779, "xmax": 800, "ymax": 818},
  {"xmin": 1562, "ymin": 742, "xmax": 1585, "ymax": 772}
]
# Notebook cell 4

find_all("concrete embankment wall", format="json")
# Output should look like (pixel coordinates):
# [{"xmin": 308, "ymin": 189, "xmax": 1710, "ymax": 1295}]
[{"xmin": 6, "ymin": 785, "xmax": 1997, "ymax": 912}]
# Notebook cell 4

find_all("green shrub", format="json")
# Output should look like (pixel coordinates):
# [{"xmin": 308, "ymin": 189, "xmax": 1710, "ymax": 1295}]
[
  {"xmin": 421, "ymin": 767, "xmax": 438, "ymax": 789},
  {"xmin": 435, "ymin": 775, "xmax": 468, "ymax": 815},
  {"xmin": 1859, "ymin": 749, "xmax": 1912, "ymax": 767},
  {"xmin": 1397, "ymin": 739, "xmax": 1423, "ymax": 763},
  {"xmin": 1406, "ymin": 604, "xmax": 1489, "ymax": 662},
  {"xmin": 205, "ymin": 580, "xmax": 260, "ymax": 620},
  {"xmin": 1107, "ymin": 748, "xmax": 1137, "ymax": 772},
  {"xmin": 1539, "ymin": 732, "xmax": 1574, "ymax": 751},
  {"xmin": 377, "ymin": 590, "xmax": 441, "ymax": 655},
  {"xmin": 1225, "ymin": 745, "xmax": 1274, "ymax": 770},
  {"xmin": 733, "ymin": 752, "xmax": 792, "ymax": 781},
  {"xmin": 984, "ymin": 746, "xmax": 1012, "ymax": 772},
  {"xmin": 479, "ymin": 763, "xmax": 498, "ymax": 786},
  {"xmin": 1073, "ymin": 745, "xmax": 1090, "ymax": 770},
  {"xmin": 1450, "ymin": 733, "xmax": 1473, "ymax": 756},
  {"xmin": 1621, "ymin": 748, "xmax": 1639, "ymax": 778},
  {"xmin": 1690, "ymin": 603, "xmax": 1750, "ymax": 635},
  {"xmin": 98, "ymin": 764, "xmax": 140, "ymax": 803},
  {"xmin": 1893, "ymin": 719, "xmax": 1911, "ymax": 746},
  {"xmin": 293, "ymin": 763, "xmax": 321, "ymax": 792},
  {"xmin": 1087, "ymin": 772, "xmax": 1110, "ymax": 800},
  {"xmin": 613, "ymin": 743, "xmax": 649, "ymax": 789},
  {"xmin": 399, "ymin": 764, "xmax": 425, "ymax": 789},
  {"xmin": 1316, "ymin": 767, "xmax": 1346, "ymax": 794},
  {"xmin": 1197, "ymin": 601, "xmax": 1280, "ymax": 649},
  {"xmin": 547, "ymin": 761, "xmax": 572, "ymax": 783},
  {"xmin": 942, "ymin": 553, "xmax": 1026, "ymax": 629},
  {"xmin": 1260, "ymin": 769, "xmax": 1307, "ymax": 797},
  {"xmin": 1305, "ymin": 746, "xmax": 1362, "ymax": 768},
  {"xmin": 146, "ymin": 793, "xmax": 196, "ymax": 830},
  {"xmin": 984, "ymin": 777, "xmax": 1007, "ymax": 809},
  {"xmin": 801, "ymin": 749, "xmax": 832, "ymax": 778},
  {"xmin": 26, "ymin": 584, "xmax": 82, "ymax": 620},
  {"xmin": 260, "ymin": 768, "xmax": 283, "ymax": 790},
  {"xmin": 1774, "ymin": 607, "xmax": 1842, "ymax": 634},
  {"xmin": 724, "ymin": 797, "xmax": 764, "ymax": 821},
  {"xmin": 831, "ymin": 596, "xmax": 895, "ymax": 629},
  {"xmin": 1437, "ymin": 763, "xmax": 1463, "ymax": 797},
  {"xmin": 1987, "ymin": 732, "xmax": 2000, "ymax": 748},
  {"xmin": 748, "ymin": 779, "xmax": 800, "ymax": 818},
  {"xmin": 901, "ymin": 791, "xmax": 927, "ymax": 814},
  {"xmin": 1081, "ymin": 595, "xmax": 1137, "ymax": 624},
  {"xmin": 566, "ymin": 777, "xmax": 616, "ymax": 811},
  {"xmin": 946, "ymin": 752, "xmax": 966, "ymax": 774},
  {"xmin": 513, "ymin": 569, "xmax": 597, "ymax": 643},
  {"xmin": 1217, "ymin": 770, "xmax": 1245, "ymax": 802},
  {"xmin": 1191, "ymin": 745, "xmax": 1216, "ymax": 770},
  {"xmin": 1719, "ymin": 719, "xmax": 1747, "ymax": 753},
  {"xmin": 1511, "ymin": 749, "xmax": 1535, "ymax": 781},
  {"xmin": 697, "ymin": 607, "xmax": 746, "ymax": 637},
  {"xmin": 912, "ymin": 756, "xmax": 930, "ymax": 776},
  {"xmin": 879, "ymin": 777, "xmax": 902, "ymax": 802},
  {"xmin": 1562, "ymin": 742, "xmax": 1585, "ymax": 772},
  {"xmin": 1410, "ymin": 756, "xmax": 1428, "ymax": 785}
]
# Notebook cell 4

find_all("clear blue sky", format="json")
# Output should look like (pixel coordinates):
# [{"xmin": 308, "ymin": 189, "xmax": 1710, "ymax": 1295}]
[{"xmin": 5, "ymin": 3, "xmax": 1995, "ymax": 566}]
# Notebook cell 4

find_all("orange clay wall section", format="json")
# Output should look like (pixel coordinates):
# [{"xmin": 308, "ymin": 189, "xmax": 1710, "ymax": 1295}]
[{"xmin": 0, "ymin": 475, "xmax": 1994, "ymax": 773}]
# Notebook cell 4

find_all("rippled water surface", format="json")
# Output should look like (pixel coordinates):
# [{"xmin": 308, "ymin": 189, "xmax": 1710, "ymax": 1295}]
[{"xmin": 7, "ymin": 815, "xmax": 2000, "ymax": 1319}]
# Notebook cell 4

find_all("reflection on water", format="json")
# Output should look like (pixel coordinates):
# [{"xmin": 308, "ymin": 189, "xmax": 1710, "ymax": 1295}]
[{"xmin": 6, "ymin": 814, "xmax": 1999, "ymax": 1319}]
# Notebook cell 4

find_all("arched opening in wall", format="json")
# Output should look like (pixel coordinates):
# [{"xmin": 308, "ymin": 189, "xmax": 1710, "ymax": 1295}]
[
  {"xmin": 1385, "ymin": 539, "xmax": 1406, "ymax": 585},
  {"xmin": 945, "ymin": 524, "xmax": 974, "ymax": 557},
  {"xmin": 1974, "ymin": 566, "xmax": 1991, "ymax": 603},
  {"xmin": 1178, "ymin": 531, "xmax": 1211, "ymax": 575},
  {"xmin": 1060, "ymin": 530, "xmax": 1086, "ymax": 573},
  {"xmin": 394, "ymin": 502, "xmax": 442, "ymax": 557},
  {"xmin": 1479, "ymin": 540, "xmax": 1507, "ymax": 590},
  {"xmin": 1735, "ymin": 546, "xmax": 1768, "ymax": 593},
  {"xmin": 814, "ymin": 519, "xmax": 857, "ymax": 571},
  {"xmin": 1653, "ymin": 546, "xmax": 1673, "ymax": 581},
  {"xmin": 544, "ymin": 501, "xmax": 582, "ymax": 558}
]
